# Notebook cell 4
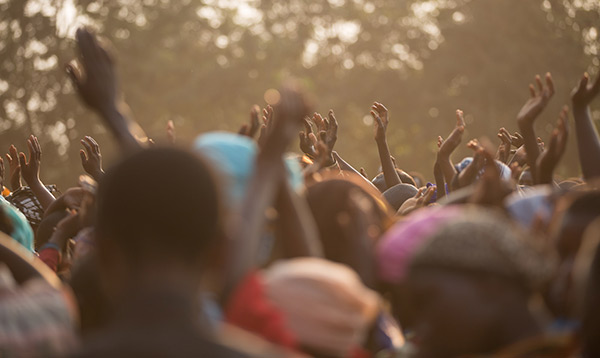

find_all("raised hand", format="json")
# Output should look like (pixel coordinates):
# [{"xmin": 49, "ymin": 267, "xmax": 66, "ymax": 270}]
[
  {"xmin": 371, "ymin": 101, "xmax": 401, "ymax": 189},
  {"xmin": 469, "ymin": 146, "xmax": 512, "ymax": 207},
  {"xmin": 322, "ymin": 110, "xmax": 339, "ymax": 153},
  {"xmin": 371, "ymin": 102, "xmax": 389, "ymax": 142},
  {"xmin": 5, "ymin": 145, "xmax": 21, "ymax": 191},
  {"xmin": 496, "ymin": 127, "xmax": 513, "ymax": 164},
  {"xmin": 511, "ymin": 132, "xmax": 524, "ymax": 148},
  {"xmin": 262, "ymin": 84, "xmax": 311, "ymax": 156},
  {"xmin": 257, "ymin": 105, "xmax": 274, "ymax": 148},
  {"xmin": 398, "ymin": 185, "xmax": 436, "ymax": 216},
  {"xmin": 517, "ymin": 73, "xmax": 555, "ymax": 128},
  {"xmin": 299, "ymin": 117, "xmax": 319, "ymax": 158},
  {"xmin": 79, "ymin": 136, "xmax": 104, "ymax": 181},
  {"xmin": 166, "ymin": 120, "xmax": 176, "ymax": 144},
  {"xmin": 570, "ymin": 72, "xmax": 600, "ymax": 180},
  {"xmin": 438, "ymin": 110, "xmax": 465, "ymax": 158},
  {"xmin": 239, "ymin": 105, "xmax": 261, "ymax": 139},
  {"xmin": 437, "ymin": 109, "xmax": 466, "ymax": 187},
  {"xmin": 517, "ymin": 72, "xmax": 554, "ymax": 184},
  {"xmin": 18, "ymin": 135, "xmax": 41, "ymax": 186},
  {"xmin": 571, "ymin": 72, "xmax": 600, "ymax": 109},
  {"xmin": 66, "ymin": 28, "xmax": 117, "ymax": 115},
  {"xmin": 67, "ymin": 27, "xmax": 145, "ymax": 152},
  {"xmin": 536, "ymin": 106, "xmax": 569, "ymax": 184}
]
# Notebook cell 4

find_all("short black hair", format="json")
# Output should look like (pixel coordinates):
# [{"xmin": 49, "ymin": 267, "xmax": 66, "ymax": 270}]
[{"xmin": 96, "ymin": 147, "xmax": 221, "ymax": 267}]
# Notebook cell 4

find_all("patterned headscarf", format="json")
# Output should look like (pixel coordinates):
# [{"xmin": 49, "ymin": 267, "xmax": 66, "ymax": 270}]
[
  {"xmin": 0, "ymin": 197, "xmax": 34, "ymax": 252},
  {"xmin": 376, "ymin": 206, "xmax": 463, "ymax": 284},
  {"xmin": 409, "ymin": 207, "xmax": 553, "ymax": 291},
  {"xmin": 193, "ymin": 132, "xmax": 303, "ymax": 209}
]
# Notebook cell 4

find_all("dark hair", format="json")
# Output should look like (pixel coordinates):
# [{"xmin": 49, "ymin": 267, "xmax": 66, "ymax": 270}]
[
  {"xmin": 95, "ymin": 147, "xmax": 221, "ymax": 267},
  {"xmin": 372, "ymin": 170, "xmax": 417, "ymax": 192},
  {"xmin": 35, "ymin": 210, "xmax": 69, "ymax": 250},
  {"xmin": 382, "ymin": 184, "xmax": 419, "ymax": 211}
]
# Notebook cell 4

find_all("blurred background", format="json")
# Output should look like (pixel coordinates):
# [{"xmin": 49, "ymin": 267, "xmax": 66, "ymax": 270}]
[{"xmin": 0, "ymin": 0, "xmax": 599, "ymax": 190}]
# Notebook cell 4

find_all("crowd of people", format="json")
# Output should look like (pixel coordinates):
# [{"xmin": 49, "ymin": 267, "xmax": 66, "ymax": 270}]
[{"xmin": 1, "ymin": 27, "xmax": 600, "ymax": 358}]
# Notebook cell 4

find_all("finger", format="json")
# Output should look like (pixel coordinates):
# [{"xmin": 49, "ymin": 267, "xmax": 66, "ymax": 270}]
[
  {"xmin": 32, "ymin": 136, "xmax": 41, "ymax": 159},
  {"xmin": 535, "ymin": 75, "xmax": 543, "ymax": 93},
  {"xmin": 414, "ymin": 187, "xmax": 424, "ymax": 198},
  {"xmin": 529, "ymin": 84, "xmax": 536, "ymax": 98},
  {"xmin": 79, "ymin": 149, "xmax": 88, "ymax": 164},
  {"xmin": 319, "ymin": 130, "xmax": 327, "ymax": 143},
  {"xmin": 9, "ymin": 145, "xmax": 18, "ymax": 160},
  {"xmin": 238, "ymin": 124, "xmax": 249, "ymax": 136},
  {"xmin": 328, "ymin": 109, "xmax": 338, "ymax": 131},
  {"xmin": 456, "ymin": 109, "xmax": 465, "ymax": 127},
  {"xmin": 81, "ymin": 138, "xmax": 93, "ymax": 155},
  {"xmin": 545, "ymin": 72, "xmax": 554, "ymax": 96},
  {"xmin": 86, "ymin": 136, "xmax": 100, "ymax": 152},
  {"xmin": 578, "ymin": 73, "xmax": 589, "ymax": 93},
  {"xmin": 65, "ymin": 63, "xmax": 82, "ymax": 90},
  {"xmin": 308, "ymin": 132, "xmax": 318, "ymax": 145},
  {"xmin": 302, "ymin": 117, "xmax": 313, "ymax": 134},
  {"xmin": 18, "ymin": 152, "xmax": 27, "ymax": 168},
  {"xmin": 26, "ymin": 138, "xmax": 34, "ymax": 164}
]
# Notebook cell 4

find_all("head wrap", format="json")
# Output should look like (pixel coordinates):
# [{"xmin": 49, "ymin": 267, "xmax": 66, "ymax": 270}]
[
  {"xmin": 455, "ymin": 157, "xmax": 512, "ymax": 182},
  {"xmin": 505, "ymin": 185, "xmax": 554, "ymax": 230},
  {"xmin": 193, "ymin": 132, "xmax": 303, "ymax": 209},
  {"xmin": 0, "ymin": 196, "xmax": 34, "ymax": 252},
  {"xmin": 262, "ymin": 258, "xmax": 380, "ymax": 358},
  {"xmin": 376, "ymin": 206, "xmax": 463, "ymax": 284},
  {"xmin": 409, "ymin": 207, "xmax": 552, "ymax": 291}
]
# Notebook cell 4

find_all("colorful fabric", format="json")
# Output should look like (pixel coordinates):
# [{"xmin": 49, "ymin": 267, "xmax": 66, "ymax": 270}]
[
  {"xmin": 0, "ymin": 264, "xmax": 77, "ymax": 357},
  {"xmin": 225, "ymin": 271, "xmax": 297, "ymax": 349},
  {"xmin": 193, "ymin": 132, "xmax": 303, "ymax": 209},
  {"xmin": 376, "ymin": 206, "xmax": 463, "ymax": 283},
  {"xmin": 262, "ymin": 258, "xmax": 380, "ymax": 358},
  {"xmin": 409, "ymin": 207, "xmax": 552, "ymax": 291},
  {"xmin": 0, "ymin": 196, "xmax": 34, "ymax": 252}
]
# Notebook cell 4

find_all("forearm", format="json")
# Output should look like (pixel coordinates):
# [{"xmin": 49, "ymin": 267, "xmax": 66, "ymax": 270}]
[
  {"xmin": 332, "ymin": 152, "xmax": 379, "ymax": 191},
  {"xmin": 275, "ymin": 180, "xmax": 323, "ymax": 258},
  {"xmin": 224, "ymin": 157, "xmax": 284, "ymax": 300},
  {"xmin": 573, "ymin": 106, "xmax": 600, "ymax": 180},
  {"xmin": 28, "ymin": 180, "xmax": 55, "ymax": 211},
  {"xmin": 518, "ymin": 124, "xmax": 540, "ymax": 184},
  {"xmin": 433, "ymin": 162, "xmax": 445, "ymax": 201},
  {"xmin": 376, "ymin": 138, "xmax": 401, "ymax": 189},
  {"xmin": 436, "ymin": 154, "xmax": 456, "ymax": 188},
  {"xmin": 100, "ymin": 104, "xmax": 145, "ymax": 153}
]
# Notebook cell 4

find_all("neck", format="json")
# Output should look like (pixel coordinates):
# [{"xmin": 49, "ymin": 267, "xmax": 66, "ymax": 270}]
[{"xmin": 495, "ymin": 299, "xmax": 542, "ymax": 350}]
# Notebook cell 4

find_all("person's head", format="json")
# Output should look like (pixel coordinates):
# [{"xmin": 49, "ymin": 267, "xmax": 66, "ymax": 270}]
[
  {"xmin": 403, "ymin": 208, "xmax": 548, "ymax": 357},
  {"xmin": 95, "ymin": 147, "xmax": 222, "ymax": 292},
  {"xmin": 408, "ymin": 171, "xmax": 425, "ymax": 188},
  {"xmin": 372, "ymin": 169, "xmax": 417, "ymax": 192},
  {"xmin": 262, "ymin": 258, "xmax": 380, "ymax": 358},
  {"xmin": 382, "ymin": 183, "xmax": 418, "ymax": 211},
  {"xmin": 551, "ymin": 190, "xmax": 600, "ymax": 260},
  {"xmin": 306, "ymin": 174, "xmax": 393, "ymax": 286},
  {"xmin": 193, "ymin": 131, "xmax": 303, "ymax": 210}
]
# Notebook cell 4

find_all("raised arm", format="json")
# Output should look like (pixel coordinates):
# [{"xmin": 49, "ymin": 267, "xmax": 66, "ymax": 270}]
[
  {"xmin": 224, "ymin": 83, "xmax": 311, "ymax": 301},
  {"xmin": 516, "ymin": 73, "xmax": 554, "ymax": 184},
  {"xmin": 18, "ymin": 135, "xmax": 55, "ymax": 210},
  {"xmin": 371, "ymin": 102, "xmax": 401, "ymax": 189},
  {"xmin": 436, "ymin": 109, "xmax": 466, "ymax": 187},
  {"xmin": 570, "ymin": 72, "xmax": 600, "ymax": 180},
  {"xmin": 67, "ymin": 28, "xmax": 146, "ymax": 152},
  {"xmin": 536, "ymin": 107, "xmax": 569, "ymax": 184}
]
